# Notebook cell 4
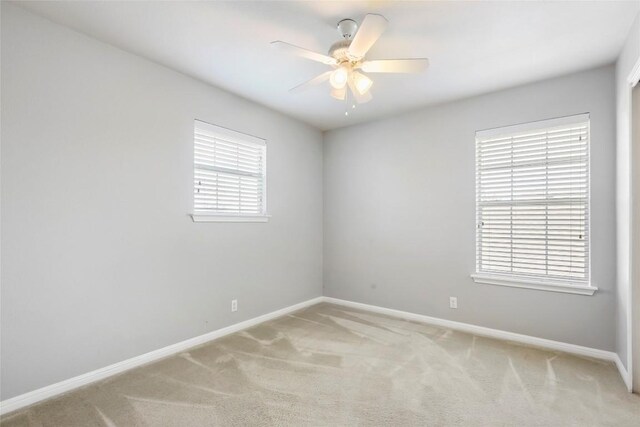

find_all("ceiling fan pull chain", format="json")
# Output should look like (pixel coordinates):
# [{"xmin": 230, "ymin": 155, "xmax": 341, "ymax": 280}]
[{"xmin": 344, "ymin": 87, "xmax": 350, "ymax": 116}]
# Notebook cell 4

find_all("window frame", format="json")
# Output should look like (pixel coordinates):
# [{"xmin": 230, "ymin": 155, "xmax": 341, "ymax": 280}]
[
  {"xmin": 471, "ymin": 114, "xmax": 597, "ymax": 295},
  {"xmin": 190, "ymin": 120, "xmax": 268, "ymax": 223}
]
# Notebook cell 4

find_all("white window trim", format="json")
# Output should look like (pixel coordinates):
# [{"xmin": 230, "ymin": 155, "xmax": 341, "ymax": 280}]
[
  {"xmin": 475, "ymin": 114, "xmax": 590, "ymax": 140},
  {"xmin": 473, "ymin": 113, "xmax": 594, "ymax": 295},
  {"xmin": 191, "ymin": 214, "xmax": 270, "ymax": 223},
  {"xmin": 191, "ymin": 120, "xmax": 268, "ymax": 222},
  {"xmin": 470, "ymin": 273, "xmax": 597, "ymax": 296}
]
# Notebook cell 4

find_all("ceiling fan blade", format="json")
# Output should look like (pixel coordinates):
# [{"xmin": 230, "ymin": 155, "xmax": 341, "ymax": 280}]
[
  {"xmin": 289, "ymin": 71, "xmax": 333, "ymax": 93},
  {"xmin": 271, "ymin": 41, "xmax": 336, "ymax": 65},
  {"xmin": 348, "ymin": 14, "xmax": 388, "ymax": 58},
  {"xmin": 330, "ymin": 86, "xmax": 347, "ymax": 100},
  {"xmin": 361, "ymin": 58, "xmax": 430, "ymax": 73},
  {"xmin": 347, "ymin": 79, "xmax": 372, "ymax": 104}
]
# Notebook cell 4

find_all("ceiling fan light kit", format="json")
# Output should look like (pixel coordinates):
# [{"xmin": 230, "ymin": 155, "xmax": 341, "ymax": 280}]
[
  {"xmin": 329, "ymin": 66, "xmax": 349, "ymax": 89},
  {"xmin": 272, "ymin": 13, "xmax": 429, "ymax": 112},
  {"xmin": 352, "ymin": 72, "xmax": 373, "ymax": 95},
  {"xmin": 330, "ymin": 86, "xmax": 347, "ymax": 100}
]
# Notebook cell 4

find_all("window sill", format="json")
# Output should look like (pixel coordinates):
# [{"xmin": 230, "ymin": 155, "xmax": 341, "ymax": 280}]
[
  {"xmin": 470, "ymin": 273, "xmax": 597, "ymax": 296},
  {"xmin": 190, "ymin": 214, "xmax": 270, "ymax": 223}
]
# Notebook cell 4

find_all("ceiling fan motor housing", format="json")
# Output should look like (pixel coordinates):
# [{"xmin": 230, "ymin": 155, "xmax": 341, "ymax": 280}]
[{"xmin": 329, "ymin": 40, "xmax": 352, "ymax": 61}]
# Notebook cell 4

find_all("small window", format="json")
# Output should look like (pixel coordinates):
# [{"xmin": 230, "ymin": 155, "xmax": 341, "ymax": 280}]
[
  {"xmin": 191, "ymin": 120, "xmax": 267, "ymax": 222},
  {"xmin": 472, "ymin": 114, "xmax": 596, "ymax": 295}
]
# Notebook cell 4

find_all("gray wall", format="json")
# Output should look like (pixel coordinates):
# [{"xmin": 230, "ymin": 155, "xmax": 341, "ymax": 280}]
[
  {"xmin": 615, "ymin": 13, "xmax": 640, "ymax": 371},
  {"xmin": 324, "ymin": 65, "xmax": 617, "ymax": 351},
  {"xmin": 1, "ymin": 4, "xmax": 323, "ymax": 400}
]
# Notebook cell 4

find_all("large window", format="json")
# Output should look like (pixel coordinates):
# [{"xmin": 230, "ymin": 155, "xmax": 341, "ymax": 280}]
[
  {"xmin": 191, "ymin": 120, "xmax": 267, "ymax": 222},
  {"xmin": 472, "ymin": 114, "xmax": 596, "ymax": 295}
]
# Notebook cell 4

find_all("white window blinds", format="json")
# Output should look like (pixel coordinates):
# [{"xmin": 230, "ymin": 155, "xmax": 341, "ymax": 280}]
[
  {"xmin": 475, "ymin": 114, "xmax": 590, "ymax": 285},
  {"xmin": 194, "ymin": 120, "xmax": 266, "ymax": 217}
]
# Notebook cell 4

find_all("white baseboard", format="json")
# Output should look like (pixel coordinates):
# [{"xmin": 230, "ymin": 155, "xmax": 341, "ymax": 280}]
[
  {"xmin": 614, "ymin": 354, "xmax": 633, "ymax": 392},
  {"xmin": 322, "ymin": 297, "xmax": 621, "ymax": 365},
  {"xmin": 0, "ymin": 296, "xmax": 324, "ymax": 416}
]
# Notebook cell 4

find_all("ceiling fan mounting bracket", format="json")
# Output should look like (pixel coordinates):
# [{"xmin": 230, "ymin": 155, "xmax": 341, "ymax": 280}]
[{"xmin": 336, "ymin": 19, "xmax": 358, "ymax": 40}]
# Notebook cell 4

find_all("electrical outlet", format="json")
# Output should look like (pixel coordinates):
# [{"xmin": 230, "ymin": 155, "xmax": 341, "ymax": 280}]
[
  {"xmin": 449, "ymin": 297, "xmax": 458, "ymax": 309},
  {"xmin": 231, "ymin": 299, "xmax": 238, "ymax": 312}
]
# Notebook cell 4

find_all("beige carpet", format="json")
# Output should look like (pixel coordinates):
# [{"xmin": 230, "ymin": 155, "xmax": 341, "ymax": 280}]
[{"xmin": 2, "ymin": 303, "xmax": 639, "ymax": 426}]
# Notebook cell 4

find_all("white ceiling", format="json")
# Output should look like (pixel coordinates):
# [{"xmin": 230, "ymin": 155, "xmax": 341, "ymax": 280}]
[{"xmin": 14, "ymin": 1, "xmax": 640, "ymax": 131}]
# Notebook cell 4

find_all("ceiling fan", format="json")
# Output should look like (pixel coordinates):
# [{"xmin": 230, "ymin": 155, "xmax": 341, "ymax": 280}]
[{"xmin": 272, "ymin": 14, "xmax": 429, "ymax": 109}]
